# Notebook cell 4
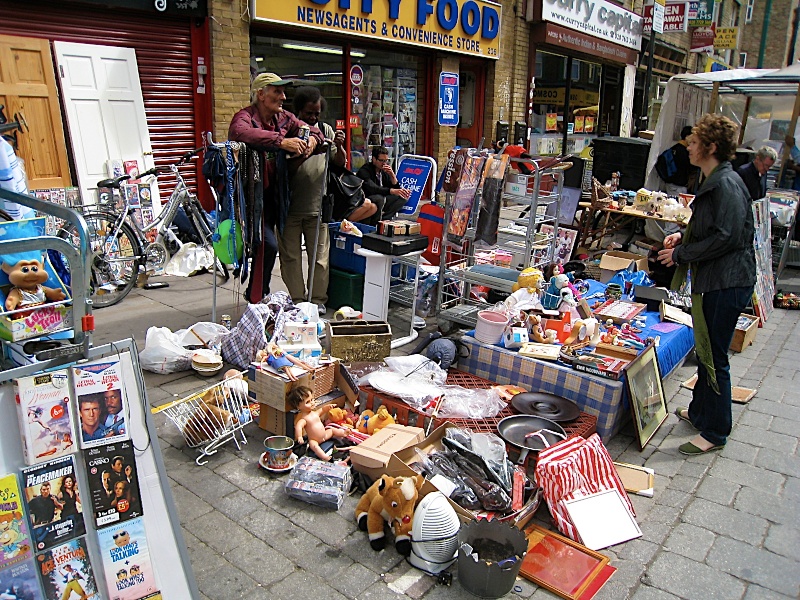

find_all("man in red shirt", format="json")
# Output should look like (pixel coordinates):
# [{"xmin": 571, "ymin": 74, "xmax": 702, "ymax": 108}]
[{"xmin": 228, "ymin": 72, "xmax": 325, "ymax": 303}]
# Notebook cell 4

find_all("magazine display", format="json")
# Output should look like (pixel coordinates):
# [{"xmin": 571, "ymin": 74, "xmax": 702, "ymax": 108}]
[
  {"xmin": 83, "ymin": 441, "xmax": 143, "ymax": 527},
  {"xmin": 72, "ymin": 358, "xmax": 129, "ymax": 449},
  {"xmin": 21, "ymin": 457, "xmax": 85, "ymax": 552},
  {"xmin": 97, "ymin": 517, "xmax": 161, "ymax": 600},
  {"xmin": 36, "ymin": 537, "xmax": 99, "ymax": 600},
  {"xmin": 0, "ymin": 557, "xmax": 43, "ymax": 600},
  {"xmin": 13, "ymin": 371, "xmax": 76, "ymax": 465},
  {"xmin": 0, "ymin": 473, "xmax": 33, "ymax": 569}
]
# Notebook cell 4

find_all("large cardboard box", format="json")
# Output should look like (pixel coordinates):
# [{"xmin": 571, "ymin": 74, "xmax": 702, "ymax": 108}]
[
  {"xmin": 248, "ymin": 363, "xmax": 312, "ymax": 412},
  {"xmin": 598, "ymin": 251, "xmax": 649, "ymax": 283},
  {"xmin": 350, "ymin": 424, "xmax": 426, "ymax": 480}
]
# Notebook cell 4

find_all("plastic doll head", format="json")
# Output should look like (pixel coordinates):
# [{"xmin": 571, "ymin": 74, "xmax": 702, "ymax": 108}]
[{"xmin": 286, "ymin": 385, "xmax": 313, "ymax": 410}]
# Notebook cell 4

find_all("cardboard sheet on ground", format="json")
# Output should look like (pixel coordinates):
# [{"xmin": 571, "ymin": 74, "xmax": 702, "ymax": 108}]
[{"xmin": 681, "ymin": 374, "xmax": 756, "ymax": 404}]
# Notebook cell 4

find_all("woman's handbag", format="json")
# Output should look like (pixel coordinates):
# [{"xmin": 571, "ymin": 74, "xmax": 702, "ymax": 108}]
[
  {"xmin": 328, "ymin": 166, "xmax": 366, "ymax": 222},
  {"xmin": 534, "ymin": 434, "xmax": 634, "ymax": 542}
]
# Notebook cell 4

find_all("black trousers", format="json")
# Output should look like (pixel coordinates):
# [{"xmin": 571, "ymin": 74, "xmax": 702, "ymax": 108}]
[{"xmin": 366, "ymin": 193, "xmax": 408, "ymax": 225}]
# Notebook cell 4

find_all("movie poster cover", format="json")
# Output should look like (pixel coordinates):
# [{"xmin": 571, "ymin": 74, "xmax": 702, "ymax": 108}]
[
  {"xmin": 83, "ymin": 441, "xmax": 143, "ymax": 528},
  {"xmin": 0, "ymin": 558, "xmax": 43, "ymax": 600},
  {"xmin": 72, "ymin": 358, "xmax": 129, "ymax": 449},
  {"xmin": 0, "ymin": 473, "xmax": 33, "ymax": 570},
  {"xmin": 446, "ymin": 154, "xmax": 486, "ymax": 244},
  {"xmin": 21, "ymin": 457, "xmax": 85, "ymax": 552},
  {"xmin": 36, "ymin": 537, "xmax": 99, "ymax": 600},
  {"xmin": 13, "ymin": 370, "xmax": 77, "ymax": 466},
  {"xmin": 97, "ymin": 518, "xmax": 161, "ymax": 600}
]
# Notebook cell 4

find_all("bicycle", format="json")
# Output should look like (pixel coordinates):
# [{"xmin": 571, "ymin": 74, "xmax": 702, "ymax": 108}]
[{"xmin": 58, "ymin": 148, "xmax": 229, "ymax": 308}]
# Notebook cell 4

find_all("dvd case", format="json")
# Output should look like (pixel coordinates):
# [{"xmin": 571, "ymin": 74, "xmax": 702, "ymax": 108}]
[
  {"xmin": 13, "ymin": 371, "xmax": 77, "ymax": 465},
  {"xmin": 83, "ymin": 441, "xmax": 143, "ymax": 527},
  {"xmin": 72, "ymin": 358, "xmax": 129, "ymax": 449},
  {"xmin": 21, "ymin": 457, "xmax": 85, "ymax": 552},
  {"xmin": 36, "ymin": 537, "xmax": 99, "ymax": 600},
  {"xmin": 97, "ymin": 517, "xmax": 161, "ymax": 600},
  {"xmin": 0, "ymin": 473, "xmax": 33, "ymax": 569},
  {"xmin": 0, "ymin": 557, "xmax": 43, "ymax": 600}
]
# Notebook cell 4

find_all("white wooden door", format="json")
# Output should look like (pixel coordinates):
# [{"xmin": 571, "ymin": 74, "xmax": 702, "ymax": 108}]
[{"xmin": 53, "ymin": 41, "xmax": 157, "ymax": 207}]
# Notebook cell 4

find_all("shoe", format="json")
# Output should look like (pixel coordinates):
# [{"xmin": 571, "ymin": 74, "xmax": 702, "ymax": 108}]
[
  {"xmin": 678, "ymin": 441, "xmax": 724, "ymax": 455},
  {"xmin": 674, "ymin": 407, "xmax": 694, "ymax": 426},
  {"xmin": 317, "ymin": 304, "xmax": 327, "ymax": 316}
]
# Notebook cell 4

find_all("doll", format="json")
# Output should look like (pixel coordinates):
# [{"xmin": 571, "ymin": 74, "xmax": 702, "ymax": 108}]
[
  {"xmin": 1, "ymin": 250, "xmax": 66, "ymax": 316},
  {"xmin": 287, "ymin": 386, "xmax": 347, "ymax": 461},
  {"xmin": 255, "ymin": 342, "xmax": 313, "ymax": 381}
]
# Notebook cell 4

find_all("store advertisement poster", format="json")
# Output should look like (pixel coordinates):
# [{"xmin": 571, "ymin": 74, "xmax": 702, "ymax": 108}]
[
  {"xmin": 97, "ymin": 518, "xmax": 161, "ymax": 600},
  {"xmin": 73, "ymin": 358, "xmax": 130, "ymax": 449},
  {"xmin": 36, "ymin": 536, "xmax": 99, "ymax": 600},
  {"xmin": 546, "ymin": 113, "xmax": 558, "ymax": 132},
  {"xmin": 0, "ymin": 557, "xmax": 43, "ymax": 600},
  {"xmin": 83, "ymin": 441, "xmax": 143, "ymax": 528},
  {"xmin": 446, "ymin": 155, "xmax": 486, "ymax": 243},
  {"xmin": 0, "ymin": 473, "xmax": 33, "ymax": 569},
  {"xmin": 396, "ymin": 157, "xmax": 433, "ymax": 217},
  {"xmin": 21, "ymin": 456, "xmax": 86, "ymax": 552},
  {"xmin": 438, "ymin": 72, "xmax": 459, "ymax": 127}
]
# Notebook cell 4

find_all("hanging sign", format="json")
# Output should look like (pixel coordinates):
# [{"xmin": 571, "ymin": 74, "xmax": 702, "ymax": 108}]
[
  {"xmin": 642, "ymin": 2, "xmax": 688, "ymax": 33},
  {"xmin": 438, "ymin": 72, "xmax": 459, "ymax": 127},
  {"xmin": 688, "ymin": 0, "xmax": 713, "ymax": 27},
  {"xmin": 535, "ymin": 0, "xmax": 644, "ymax": 51},
  {"xmin": 714, "ymin": 27, "xmax": 738, "ymax": 49},
  {"xmin": 350, "ymin": 65, "xmax": 364, "ymax": 86},
  {"xmin": 690, "ymin": 24, "xmax": 716, "ymax": 53},
  {"xmin": 652, "ymin": 2, "xmax": 665, "ymax": 33}
]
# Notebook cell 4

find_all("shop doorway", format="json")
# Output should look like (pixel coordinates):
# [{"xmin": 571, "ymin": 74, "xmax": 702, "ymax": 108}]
[
  {"xmin": 457, "ymin": 64, "xmax": 485, "ymax": 148},
  {"xmin": 600, "ymin": 66, "xmax": 624, "ymax": 136}
]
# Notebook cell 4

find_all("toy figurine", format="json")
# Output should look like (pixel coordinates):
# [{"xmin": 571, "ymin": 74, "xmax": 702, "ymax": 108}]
[
  {"xmin": 1, "ymin": 250, "xmax": 66, "ymax": 316},
  {"xmin": 256, "ymin": 342, "xmax": 313, "ymax": 381},
  {"xmin": 287, "ymin": 385, "xmax": 347, "ymax": 461}
]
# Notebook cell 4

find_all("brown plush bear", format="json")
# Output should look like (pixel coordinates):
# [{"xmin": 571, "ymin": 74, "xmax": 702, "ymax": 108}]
[{"xmin": 355, "ymin": 474, "xmax": 424, "ymax": 555}]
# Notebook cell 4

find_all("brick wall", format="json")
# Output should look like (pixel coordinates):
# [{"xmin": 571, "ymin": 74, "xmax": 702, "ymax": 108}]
[
  {"xmin": 739, "ymin": 0, "xmax": 798, "ymax": 68},
  {"xmin": 209, "ymin": 0, "xmax": 251, "ymax": 142},
  {"xmin": 433, "ymin": 57, "xmax": 460, "ymax": 169}
]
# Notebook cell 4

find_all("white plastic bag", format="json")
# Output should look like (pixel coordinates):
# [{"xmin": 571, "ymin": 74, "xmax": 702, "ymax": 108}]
[
  {"xmin": 176, "ymin": 322, "xmax": 230, "ymax": 348},
  {"xmin": 164, "ymin": 242, "xmax": 214, "ymax": 276},
  {"xmin": 139, "ymin": 326, "xmax": 192, "ymax": 374}
]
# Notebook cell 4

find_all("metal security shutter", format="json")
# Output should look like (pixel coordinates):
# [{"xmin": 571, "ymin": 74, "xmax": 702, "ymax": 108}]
[{"xmin": 0, "ymin": 2, "xmax": 198, "ymax": 194}]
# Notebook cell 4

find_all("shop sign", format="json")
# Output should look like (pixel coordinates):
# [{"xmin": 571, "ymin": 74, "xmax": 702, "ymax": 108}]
[
  {"xmin": 688, "ymin": 0, "xmax": 713, "ymax": 27},
  {"xmin": 397, "ymin": 157, "xmax": 433, "ymax": 216},
  {"xmin": 704, "ymin": 56, "xmax": 731, "ymax": 71},
  {"xmin": 642, "ymin": 2, "xmax": 688, "ymax": 33},
  {"xmin": 533, "ymin": 87, "xmax": 600, "ymax": 106},
  {"xmin": 714, "ymin": 27, "xmax": 738, "ymax": 49},
  {"xmin": 350, "ymin": 65, "xmax": 364, "ymax": 86},
  {"xmin": 536, "ymin": 23, "xmax": 640, "ymax": 65},
  {"xmin": 253, "ymin": 0, "xmax": 502, "ymax": 60},
  {"xmin": 439, "ymin": 72, "xmax": 459, "ymax": 127},
  {"xmin": 61, "ymin": 0, "xmax": 207, "ymax": 16},
  {"xmin": 690, "ymin": 24, "xmax": 715, "ymax": 53},
  {"xmin": 536, "ymin": 0, "xmax": 644, "ymax": 51}
]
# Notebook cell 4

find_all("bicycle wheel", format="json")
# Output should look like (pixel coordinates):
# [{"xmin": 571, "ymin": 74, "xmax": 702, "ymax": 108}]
[
  {"xmin": 58, "ymin": 211, "xmax": 143, "ymax": 309},
  {"xmin": 185, "ymin": 199, "xmax": 229, "ymax": 284}
]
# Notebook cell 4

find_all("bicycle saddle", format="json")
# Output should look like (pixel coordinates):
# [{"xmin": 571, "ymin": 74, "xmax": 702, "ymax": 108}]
[{"xmin": 96, "ymin": 174, "xmax": 130, "ymax": 189}]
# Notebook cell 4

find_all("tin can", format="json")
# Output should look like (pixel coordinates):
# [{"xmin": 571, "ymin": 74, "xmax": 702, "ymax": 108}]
[
  {"xmin": 221, "ymin": 314, "xmax": 232, "ymax": 330},
  {"xmin": 298, "ymin": 125, "xmax": 310, "ymax": 143}
]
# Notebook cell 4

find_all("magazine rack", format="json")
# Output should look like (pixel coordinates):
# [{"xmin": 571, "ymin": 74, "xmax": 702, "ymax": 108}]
[{"xmin": 0, "ymin": 339, "xmax": 200, "ymax": 598}]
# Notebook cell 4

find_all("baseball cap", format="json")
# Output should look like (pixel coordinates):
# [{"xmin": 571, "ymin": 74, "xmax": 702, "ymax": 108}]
[{"xmin": 251, "ymin": 72, "xmax": 293, "ymax": 93}]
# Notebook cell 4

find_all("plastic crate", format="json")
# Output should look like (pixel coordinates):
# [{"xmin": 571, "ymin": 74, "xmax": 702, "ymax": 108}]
[
  {"xmin": 329, "ymin": 222, "xmax": 376, "ymax": 275},
  {"xmin": 327, "ymin": 268, "xmax": 364, "ymax": 311}
]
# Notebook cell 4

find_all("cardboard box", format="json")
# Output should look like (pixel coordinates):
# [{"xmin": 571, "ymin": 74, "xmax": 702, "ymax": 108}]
[
  {"xmin": 598, "ymin": 251, "xmax": 649, "ymax": 283},
  {"xmin": 349, "ymin": 424, "xmax": 425, "ymax": 480},
  {"xmin": 249, "ymin": 359, "xmax": 358, "ymax": 413},
  {"xmin": 730, "ymin": 313, "xmax": 759, "ymax": 353},
  {"xmin": 258, "ymin": 392, "xmax": 347, "ymax": 435}
]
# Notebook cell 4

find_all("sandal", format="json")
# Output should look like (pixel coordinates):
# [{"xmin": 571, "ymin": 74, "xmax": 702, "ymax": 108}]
[
  {"xmin": 679, "ymin": 441, "xmax": 724, "ymax": 455},
  {"xmin": 674, "ymin": 407, "xmax": 694, "ymax": 427}
]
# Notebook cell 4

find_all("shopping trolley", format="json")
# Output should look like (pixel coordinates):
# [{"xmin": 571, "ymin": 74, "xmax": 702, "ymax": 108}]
[{"xmin": 152, "ymin": 371, "xmax": 252, "ymax": 465}]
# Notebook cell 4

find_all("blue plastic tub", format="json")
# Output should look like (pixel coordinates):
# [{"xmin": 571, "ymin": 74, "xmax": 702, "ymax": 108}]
[{"xmin": 328, "ymin": 222, "xmax": 376, "ymax": 275}]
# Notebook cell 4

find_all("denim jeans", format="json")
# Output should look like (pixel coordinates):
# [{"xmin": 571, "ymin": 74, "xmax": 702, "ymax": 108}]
[{"xmin": 689, "ymin": 286, "xmax": 753, "ymax": 446}]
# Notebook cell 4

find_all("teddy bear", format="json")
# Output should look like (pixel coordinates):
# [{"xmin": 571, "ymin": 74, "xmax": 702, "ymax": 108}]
[
  {"xmin": 355, "ymin": 474, "xmax": 424, "ymax": 555},
  {"xmin": 356, "ymin": 410, "xmax": 374, "ymax": 434},
  {"xmin": 525, "ymin": 313, "xmax": 558, "ymax": 344},
  {"xmin": 511, "ymin": 267, "xmax": 544, "ymax": 293},
  {"xmin": 325, "ymin": 406, "xmax": 356, "ymax": 428},
  {"xmin": 367, "ymin": 406, "xmax": 395, "ymax": 435}
]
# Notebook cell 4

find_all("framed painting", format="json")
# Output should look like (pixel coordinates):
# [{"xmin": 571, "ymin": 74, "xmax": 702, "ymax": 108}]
[
  {"xmin": 625, "ymin": 343, "xmax": 668, "ymax": 449},
  {"xmin": 519, "ymin": 524, "xmax": 610, "ymax": 599}
]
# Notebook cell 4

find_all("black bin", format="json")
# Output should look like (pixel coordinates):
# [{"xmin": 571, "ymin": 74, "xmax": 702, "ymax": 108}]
[{"xmin": 591, "ymin": 136, "xmax": 652, "ymax": 191}]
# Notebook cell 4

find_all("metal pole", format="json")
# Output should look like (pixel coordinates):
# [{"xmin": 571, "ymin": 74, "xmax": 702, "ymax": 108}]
[
  {"xmin": 562, "ymin": 56, "xmax": 573, "ymax": 157},
  {"xmin": 757, "ymin": 0, "xmax": 774, "ymax": 68},
  {"xmin": 640, "ymin": 29, "xmax": 656, "ymax": 132}
]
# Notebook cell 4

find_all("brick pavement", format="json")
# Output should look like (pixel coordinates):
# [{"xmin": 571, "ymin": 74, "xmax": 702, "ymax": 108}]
[{"xmin": 96, "ymin": 271, "xmax": 800, "ymax": 600}]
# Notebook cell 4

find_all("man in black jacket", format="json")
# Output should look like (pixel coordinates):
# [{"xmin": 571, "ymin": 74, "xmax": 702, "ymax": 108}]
[
  {"xmin": 355, "ymin": 146, "xmax": 410, "ymax": 224},
  {"xmin": 735, "ymin": 146, "xmax": 777, "ymax": 200}
]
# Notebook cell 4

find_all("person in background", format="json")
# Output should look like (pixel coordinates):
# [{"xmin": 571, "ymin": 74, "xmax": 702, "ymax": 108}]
[
  {"xmin": 736, "ymin": 145, "xmax": 777, "ymax": 201},
  {"xmin": 657, "ymin": 114, "xmax": 755, "ymax": 455},
  {"xmin": 356, "ymin": 146, "xmax": 411, "ymax": 224},
  {"xmin": 278, "ymin": 86, "xmax": 346, "ymax": 315},
  {"xmin": 228, "ymin": 72, "xmax": 325, "ymax": 303},
  {"xmin": 657, "ymin": 126, "xmax": 700, "ymax": 196},
  {"xmin": 783, "ymin": 135, "xmax": 800, "ymax": 192}
]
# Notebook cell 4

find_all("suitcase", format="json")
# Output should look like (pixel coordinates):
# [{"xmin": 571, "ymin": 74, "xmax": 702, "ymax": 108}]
[{"xmin": 360, "ymin": 232, "xmax": 428, "ymax": 255}]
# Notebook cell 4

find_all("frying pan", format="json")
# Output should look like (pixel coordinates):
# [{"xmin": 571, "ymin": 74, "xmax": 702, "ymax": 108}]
[
  {"xmin": 511, "ymin": 392, "xmax": 581, "ymax": 423},
  {"xmin": 497, "ymin": 415, "xmax": 567, "ymax": 464}
]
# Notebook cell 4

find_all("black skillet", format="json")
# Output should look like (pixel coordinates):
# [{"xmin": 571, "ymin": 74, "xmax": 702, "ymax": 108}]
[
  {"xmin": 511, "ymin": 392, "xmax": 581, "ymax": 423},
  {"xmin": 497, "ymin": 415, "xmax": 567, "ymax": 464}
]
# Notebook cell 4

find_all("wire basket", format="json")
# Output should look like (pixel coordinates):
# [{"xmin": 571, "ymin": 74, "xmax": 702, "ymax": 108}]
[{"xmin": 152, "ymin": 372, "xmax": 252, "ymax": 465}]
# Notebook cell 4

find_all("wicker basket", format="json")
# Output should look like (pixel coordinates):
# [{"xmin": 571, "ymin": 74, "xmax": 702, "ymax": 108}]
[
  {"xmin": 309, "ymin": 361, "xmax": 337, "ymax": 399},
  {"xmin": 591, "ymin": 177, "xmax": 613, "ymax": 208}
]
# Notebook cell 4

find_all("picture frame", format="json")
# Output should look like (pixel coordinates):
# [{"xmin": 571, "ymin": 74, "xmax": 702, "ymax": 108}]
[
  {"xmin": 519, "ymin": 524, "xmax": 610, "ymax": 600},
  {"xmin": 625, "ymin": 343, "xmax": 668, "ymax": 449},
  {"xmin": 538, "ymin": 224, "xmax": 579, "ymax": 266}
]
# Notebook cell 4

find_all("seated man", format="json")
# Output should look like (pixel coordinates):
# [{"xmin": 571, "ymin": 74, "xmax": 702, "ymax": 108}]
[{"xmin": 355, "ymin": 146, "xmax": 411, "ymax": 224}]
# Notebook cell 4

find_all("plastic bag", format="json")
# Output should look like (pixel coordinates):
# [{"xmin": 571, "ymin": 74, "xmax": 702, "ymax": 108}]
[
  {"xmin": 176, "ymin": 322, "xmax": 230, "ymax": 349},
  {"xmin": 607, "ymin": 267, "xmax": 655, "ymax": 299},
  {"xmin": 138, "ymin": 326, "xmax": 192, "ymax": 374},
  {"xmin": 164, "ymin": 242, "xmax": 214, "ymax": 277},
  {"xmin": 437, "ymin": 386, "xmax": 506, "ymax": 420}
]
